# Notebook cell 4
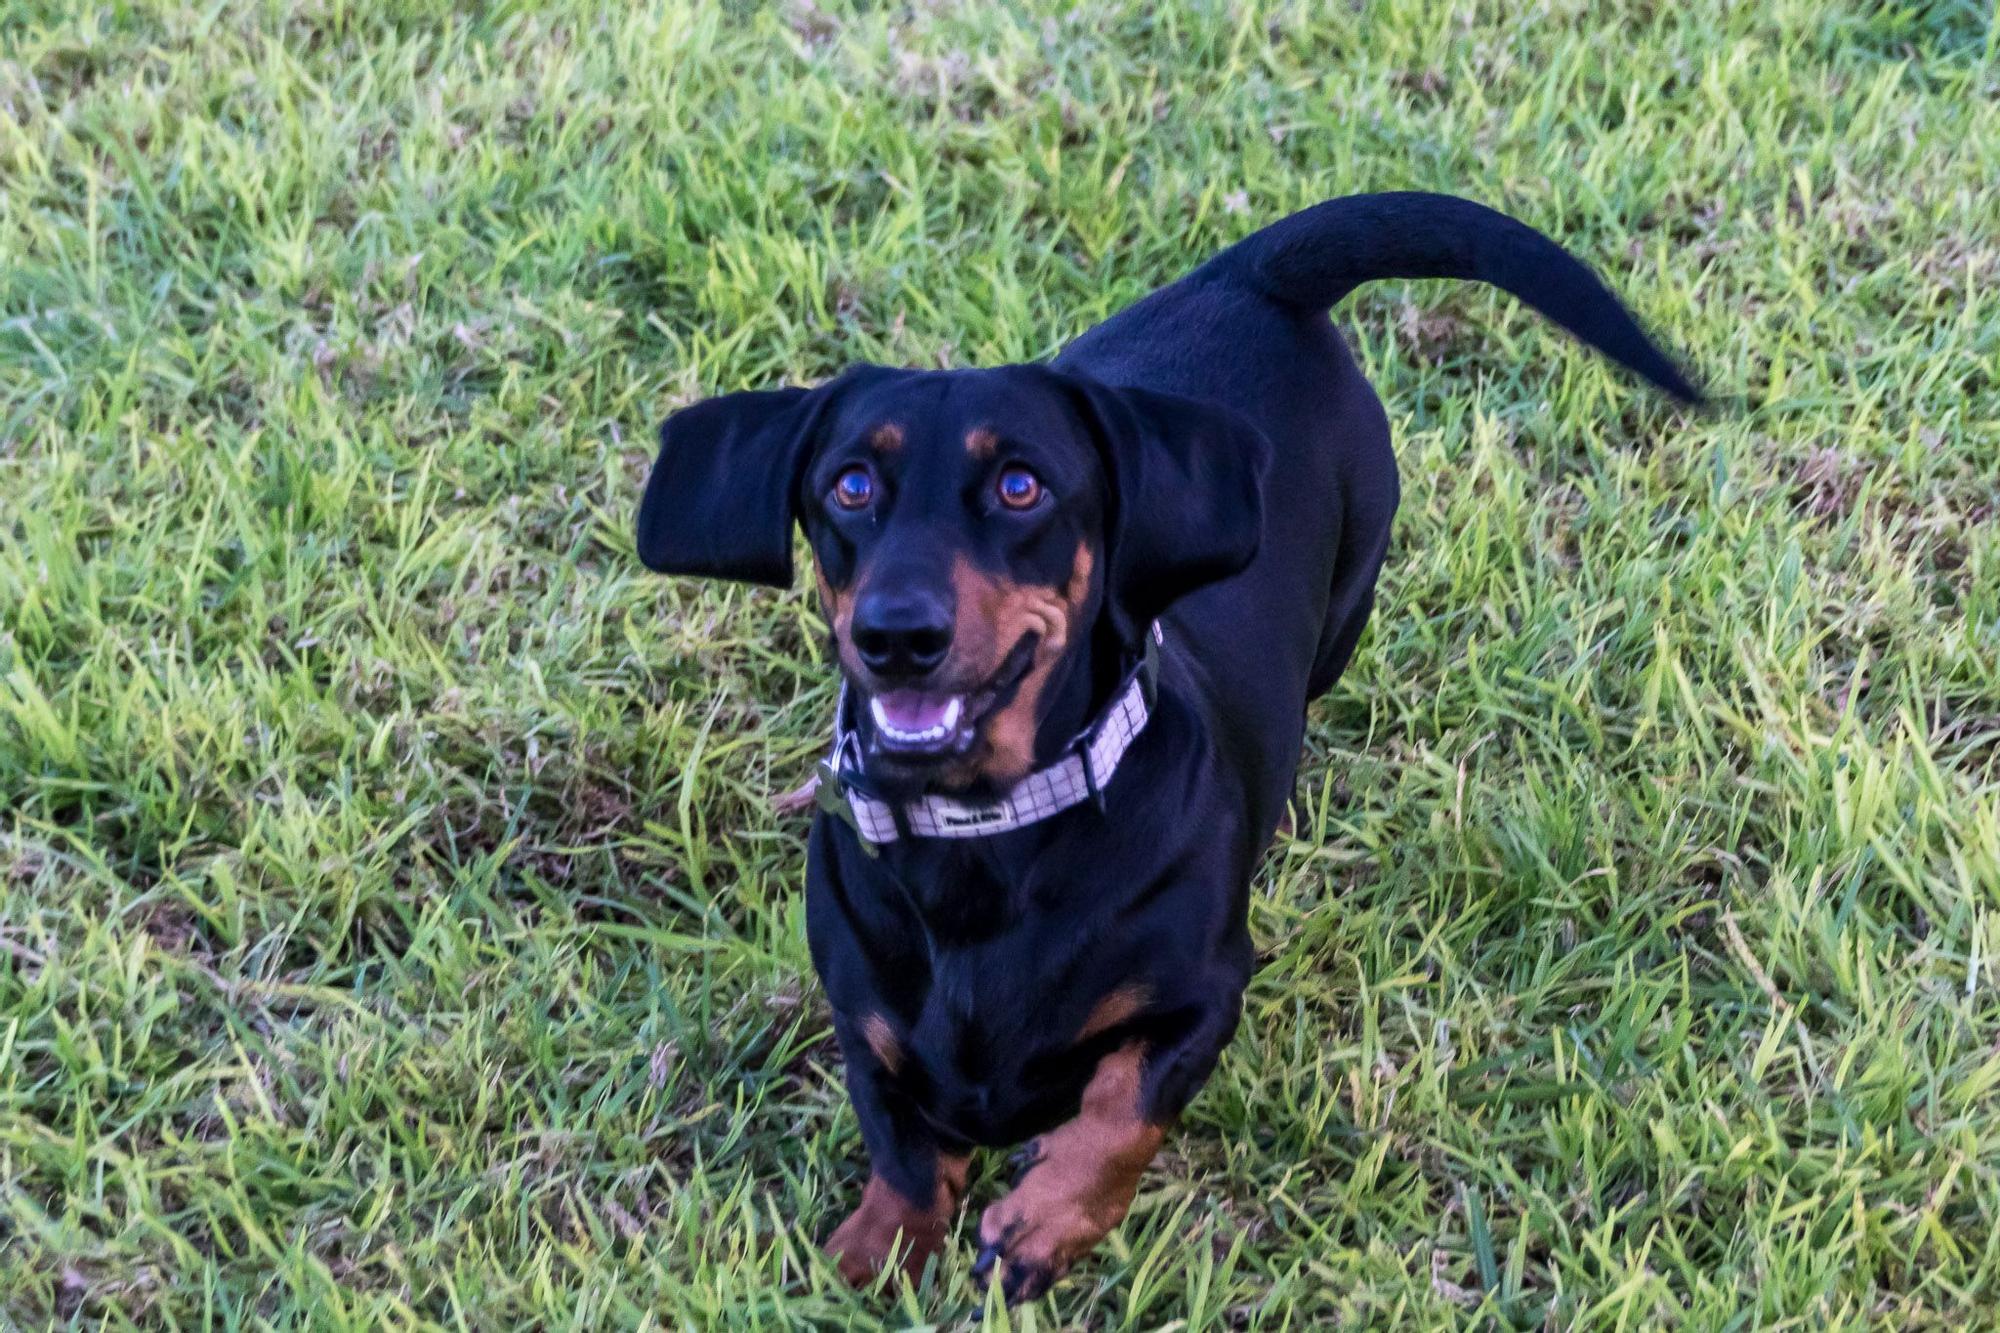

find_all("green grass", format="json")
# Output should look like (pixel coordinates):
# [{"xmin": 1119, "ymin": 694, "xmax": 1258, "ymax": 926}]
[{"xmin": 3, "ymin": 0, "xmax": 1998, "ymax": 1326}]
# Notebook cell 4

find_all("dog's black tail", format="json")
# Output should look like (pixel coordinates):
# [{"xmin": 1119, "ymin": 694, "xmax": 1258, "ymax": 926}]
[{"xmin": 1205, "ymin": 192, "xmax": 1701, "ymax": 403}]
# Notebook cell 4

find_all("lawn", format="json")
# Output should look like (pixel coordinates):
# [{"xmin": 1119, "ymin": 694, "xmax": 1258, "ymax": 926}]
[{"xmin": 3, "ymin": 0, "xmax": 1998, "ymax": 1327}]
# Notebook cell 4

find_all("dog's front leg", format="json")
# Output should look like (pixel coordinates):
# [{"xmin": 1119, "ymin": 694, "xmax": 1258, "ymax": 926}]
[
  {"xmin": 971, "ymin": 994, "xmax": 1241, "ymax": 1303},
  {"xmin": 968, "ymin": 1040, "xmax": 1162, "ymax": 1302},
  {"xmin": 823, "ymin": 1015, "xmax": 969, "ymax": 1287}
]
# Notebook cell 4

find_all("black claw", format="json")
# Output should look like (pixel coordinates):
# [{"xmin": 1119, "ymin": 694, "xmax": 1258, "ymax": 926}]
[
  {"xmin": 1003, "ymin": 1262, "xmax": 1052, "ymax": 1305},
  {"xmin": 1006, "ymin": 1140, "xmax": 1043, "ymax": 1185},
  {"xmin": 971, "ymin": 1240, "xmax": 1002, "ymax": 1283}
]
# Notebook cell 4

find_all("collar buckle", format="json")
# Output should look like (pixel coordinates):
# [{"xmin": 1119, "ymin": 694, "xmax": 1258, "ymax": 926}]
[{"xmin": 814, "ymin": 733, "xmax": 881, "ymax": 856}]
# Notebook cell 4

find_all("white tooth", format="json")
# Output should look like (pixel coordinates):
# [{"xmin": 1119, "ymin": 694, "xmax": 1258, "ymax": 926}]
[{"xmin": 868, "ymin": 695, "xmax": 965, "ymax": 744}]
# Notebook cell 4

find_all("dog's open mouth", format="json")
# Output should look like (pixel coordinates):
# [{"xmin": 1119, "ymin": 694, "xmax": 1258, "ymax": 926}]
[{"xmin": 863, "ymin": 636, "xmax": 1038, "ymax": 761}]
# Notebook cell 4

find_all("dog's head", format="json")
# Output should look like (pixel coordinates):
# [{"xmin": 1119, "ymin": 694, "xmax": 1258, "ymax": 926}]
[{"xmin": 638, "ymin": 364, "xmax": 1269, "ymax": 793}]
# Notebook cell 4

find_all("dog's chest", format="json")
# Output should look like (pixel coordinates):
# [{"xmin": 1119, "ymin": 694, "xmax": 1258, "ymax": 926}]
[
  {"xmin": 897, "ymin": 941, "xmax": 1092, "ymax": 1145},
  {"xmin": 819, "ymin": 832, "xmax": 1115, "ymax": 1143}
]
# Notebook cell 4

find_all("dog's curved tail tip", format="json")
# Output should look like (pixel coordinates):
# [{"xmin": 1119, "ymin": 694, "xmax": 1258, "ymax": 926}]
[{"xmin": 1207, "ymin": 192, "xmax": 1704, "ymax": 405}]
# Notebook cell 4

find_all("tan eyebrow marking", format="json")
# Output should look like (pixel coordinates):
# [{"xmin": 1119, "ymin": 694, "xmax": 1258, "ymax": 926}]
[
  {"xmin": 869, "ymin": 422, "xmax": 904, "ymax": 452},
  {"xmin": 964, "ymin": 427, "xmax": 998, "ymax": 459}
]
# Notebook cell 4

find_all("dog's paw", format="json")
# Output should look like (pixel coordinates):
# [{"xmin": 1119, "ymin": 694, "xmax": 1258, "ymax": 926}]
[
  {"xmin": 822, "ymin": 1170, "xmax": 960, "ymax": 1288},
  {"xmin": 970, "ymin": 1174, "xmax": 1124, "ymax": 1304},
  {"xmin": 825, "ymin": 1202, "xmax": 935, "ymax": 1287},
  {"xmin": 971, "ymin": 1228, "xmax": 1057, "ymax": 1305}
]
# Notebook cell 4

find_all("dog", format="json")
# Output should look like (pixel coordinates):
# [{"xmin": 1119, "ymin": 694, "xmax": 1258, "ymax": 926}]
[{"xmin": 635, "ymin": 193, "xmax": 1699, "ymax": 1302}]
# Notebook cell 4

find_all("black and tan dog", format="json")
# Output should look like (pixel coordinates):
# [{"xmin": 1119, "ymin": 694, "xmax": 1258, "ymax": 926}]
[{"xmin": 636, "ymin": 194, "xmax": 1699, "ymax": 1301}]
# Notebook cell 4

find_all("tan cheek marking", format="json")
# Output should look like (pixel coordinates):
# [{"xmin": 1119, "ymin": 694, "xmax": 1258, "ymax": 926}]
[
  {"xmin": 869, "ymin": 422, "xmax": 904, "ymax": 452},
  {"xmin": 1064, "ymin": 543, "xmax": 1095, "ymax": 612},
  {"xmin": 862, "ymin": 1013, "xmax": 902, "ymax": 1075},
  {"xmin": 824, "ymin": 1154, "xmax": 971, "ymax": 1286},
  {"xmin": 950, "ymin": 542, "xmax": 1098, "ymax": 786},
  {"xmin": 1077, "ymin": 984, "xmax": 1149, "ymax": 1042},
  {"xmin": 964, "ymin": 426, "xmax": 998, "ymax": 459},
  {"xmin": 813, "ymin": 557, "xmax": 854, "ymax": 646},
  {"xmin": 975, "ymin": 1043, "xmax": 1162, "ymax": 1280}
]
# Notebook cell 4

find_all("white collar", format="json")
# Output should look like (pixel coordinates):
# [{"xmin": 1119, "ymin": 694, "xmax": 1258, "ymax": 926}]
[{"xmin": 816, "ymin": 623, "xmax": 1162, "ymax": 846}]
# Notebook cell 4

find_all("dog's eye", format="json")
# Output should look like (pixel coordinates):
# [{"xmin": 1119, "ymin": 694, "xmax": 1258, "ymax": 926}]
[
  {"xmin": 995, "ymin": 466, "xmax": 1044, "ymax": 510},
  {"xmin": 831, "ymin": 466, "xmax": 875, "ymax": 510}
]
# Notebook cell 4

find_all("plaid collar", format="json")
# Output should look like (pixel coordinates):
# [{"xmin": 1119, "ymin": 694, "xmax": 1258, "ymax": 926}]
[{"xmin": 816, "ymin": 623, "xmax": 1163, "ymax": 848}]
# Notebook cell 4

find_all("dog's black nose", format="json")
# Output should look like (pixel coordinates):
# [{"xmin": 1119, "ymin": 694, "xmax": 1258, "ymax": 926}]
[{"xmin": 851, "ymin": 589, "xmax": 954, "ymax": 676}]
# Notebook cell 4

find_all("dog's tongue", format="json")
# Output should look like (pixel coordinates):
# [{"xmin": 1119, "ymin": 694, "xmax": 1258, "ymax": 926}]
[{"xmin": 874, "ymin": 690, "xmax": 956, "ymax": 733}]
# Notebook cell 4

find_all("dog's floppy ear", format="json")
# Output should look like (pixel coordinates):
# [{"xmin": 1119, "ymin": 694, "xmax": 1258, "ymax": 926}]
[
  {"xmin": 636, "ymin": 385, "xmax": 817, "ymax": 586},
  {"xmin": 1057, "ymin": 372, "xmax": 1272, "ymax": 641},
  {"xmin": 638, "ymin": 368, "xmax": 894, "ymax": 586}
]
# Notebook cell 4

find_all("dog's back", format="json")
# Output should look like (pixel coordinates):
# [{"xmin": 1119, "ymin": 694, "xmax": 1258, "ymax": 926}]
[{"xmin": 1054, "ymin": 193, "xmax": 1700, "ymax": 839}]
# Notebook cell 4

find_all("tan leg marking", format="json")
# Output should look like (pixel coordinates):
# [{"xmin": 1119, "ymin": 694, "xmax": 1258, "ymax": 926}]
[
  {"xmin": 824, "ymin": 1156, "xmax": 970, "ymax": 1287},
  {"xmin": 1077, "ymin": 984, "xmax": 1150, "ymax": 1042},
  {"xmin": 975, "ymin": 1043, "xmax": 1163, "ymax": 1298},
  {"xmin": 861, "ymin": 1013, "xmax": 902, "ymax": 1075}
]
